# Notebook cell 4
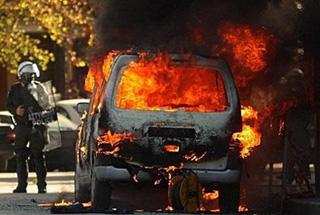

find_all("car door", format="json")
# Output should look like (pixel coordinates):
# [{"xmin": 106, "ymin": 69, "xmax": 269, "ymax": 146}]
[{"xmin": 77, "ymin": 80, "xmax": 107, "ymax": 170}]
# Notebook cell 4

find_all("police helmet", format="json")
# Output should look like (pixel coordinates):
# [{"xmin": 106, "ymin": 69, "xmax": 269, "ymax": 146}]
[{"xmin": 17, "ymin": 61, "xmax": 40, "ymax": 79}]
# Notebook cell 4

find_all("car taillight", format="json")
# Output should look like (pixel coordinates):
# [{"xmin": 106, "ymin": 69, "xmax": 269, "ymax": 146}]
[
  {"xmin": 163, "ymin": 144, "xmax": 180, "ymax": 153},
  {"xmin": 7, "ymin": 130, "xmax": 15, "ymax": 143}
]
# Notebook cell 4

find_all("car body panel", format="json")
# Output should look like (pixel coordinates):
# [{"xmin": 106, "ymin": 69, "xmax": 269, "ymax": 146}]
[
  {"xmin": 0, "ymin": 123, "xmax": 14, "ymax": 159},
  {"xmin": 56, "ymin": 99, "xmax": 89, "ymax": 125}
]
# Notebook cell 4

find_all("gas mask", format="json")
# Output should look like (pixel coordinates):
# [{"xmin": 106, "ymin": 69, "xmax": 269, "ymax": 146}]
[{"xmin": 21, "ymin": 72, "xmax": 36, "ymax": 85}]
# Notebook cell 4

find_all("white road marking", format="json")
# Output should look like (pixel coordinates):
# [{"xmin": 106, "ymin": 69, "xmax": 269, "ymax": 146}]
[{"xmin": 0, "ymin": 172, "xmax": 74, "ymax": 194}]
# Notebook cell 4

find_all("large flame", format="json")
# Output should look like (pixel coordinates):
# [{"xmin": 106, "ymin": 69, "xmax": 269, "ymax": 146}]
[
  {"xmin": 201, "ymin": 190, "xmax": 248, "ymax": 212},
  {"xmin": 116, "ymin": 53, "xmax": 227, "ymax": 112},
  {"xmin": 233, "ymin": 106, "xmax": 262, "ymax": 158},
  {"xmin": 241, "ymin": 105, "xmax": 258, "ymax": 121},
  {"xmin": 85, "ymin": 51, "xmax": 120, "ymax": 112},
  {"xmin": 217, "ymin": 23, "xmax": 276, "ymax": 87},
  {"xmin": 85, "ymin": 51, "xmax": 120, "ymax": 92}
]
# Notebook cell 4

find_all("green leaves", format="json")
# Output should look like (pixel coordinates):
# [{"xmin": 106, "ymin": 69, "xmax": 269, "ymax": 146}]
[{"xmin": 0, "ymin": 0, "xmax": 94, "ymax": 74}]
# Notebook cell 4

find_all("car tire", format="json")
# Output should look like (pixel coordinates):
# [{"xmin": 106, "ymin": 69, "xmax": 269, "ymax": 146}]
[
  {"xmin": 74, "ymin": 165, "xmax": 91, "ymax": 203},
  {"xmin": 171, "ymin": 180, "xmax": 184, "ymax": 210},
  {"xmin": 91, "ymin": 170, "xmax": 112, "ymax": 211},
  {"xmin": 218, "ymin": 182, "xmax": 240, "ymax": 213}
]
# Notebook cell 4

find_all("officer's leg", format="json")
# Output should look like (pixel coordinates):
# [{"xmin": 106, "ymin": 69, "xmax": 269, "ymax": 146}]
[
  {"xmin": 13, "ymin": 126, "xmax": 30, "ymax": 193},
  {"xmin": 286, "ymin": 154, "xmax": 295, "ymax": 185},
  {"xmin": 30, "ymin": 127, "xmax": 47, "ymax": 193}
]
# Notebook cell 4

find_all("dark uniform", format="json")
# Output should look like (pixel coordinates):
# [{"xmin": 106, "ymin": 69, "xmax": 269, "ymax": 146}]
[
  {"xmin": 284, "ymin": 104, "xmax": 314, "ymax": 186},
  {"xmin": 7, "ymin": 81, "xmax": 49, "ymax": 193},
  {"xmin": 281, "ymin": 68, "xmax": 314, "ymax": 192}
]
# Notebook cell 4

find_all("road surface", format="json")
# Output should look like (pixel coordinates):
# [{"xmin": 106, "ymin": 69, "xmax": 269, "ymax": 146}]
[
  {"xmin": 0, "ymin": 171, "xmax": 169, "ymax": 214},
  {"xmin": 0, "ymin": 168, "xmax": 297, "ymax": 214},
  {"xmin": 0, "ymin": 172, "xmax": 74, "ymax": 214}
]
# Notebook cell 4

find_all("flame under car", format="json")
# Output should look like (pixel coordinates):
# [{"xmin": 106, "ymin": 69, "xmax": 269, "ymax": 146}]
[{"xmin": 75, "ymin": 53, "xmax": 242, "ymax": 213}]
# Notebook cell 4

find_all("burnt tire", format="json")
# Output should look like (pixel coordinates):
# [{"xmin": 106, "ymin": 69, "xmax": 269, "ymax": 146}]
[
  {"xmin": 172, "ymin": 180, "xmax": 184, "ymax": 210},
  {"xmin": 74, "ymin": 165, "xmax": 91, "ymax": 203},
  {"xmin": 218, "ymin": 183, "xmax": 240, "ymax": 213},
  {"xmin": 91, "ymin": 171, "xmax": 111, "ymax": 211}
]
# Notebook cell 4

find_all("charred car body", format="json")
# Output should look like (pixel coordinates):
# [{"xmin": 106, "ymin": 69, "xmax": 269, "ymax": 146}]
[{"xmin": 75, "ymin": 53, "xmax": 242, "ymax": 212}]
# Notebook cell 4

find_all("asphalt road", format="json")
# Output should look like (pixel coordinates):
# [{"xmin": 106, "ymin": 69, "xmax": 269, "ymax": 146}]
[
  {"xmin": 0, "ymin": 170, "xmax": 288, "ymax": 214},
  {"xmin": 0, "ymin": 172, "xmax": 169, "ymax": 215},
  {"xmin": 0, "ymin": 172, "xmax": 74, "ymax": 215}
]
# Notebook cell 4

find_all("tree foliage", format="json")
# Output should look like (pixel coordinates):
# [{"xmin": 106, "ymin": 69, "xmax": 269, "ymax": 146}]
[{"xmin": 0, "ymin": 0, "xmax": 94, "ymax": 74}]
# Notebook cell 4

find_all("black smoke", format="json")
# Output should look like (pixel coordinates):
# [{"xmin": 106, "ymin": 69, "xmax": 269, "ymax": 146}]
[
  {"xmin": 91, "ymin": 0, "xmax": 276, "ymax": 57},
  {"xmin": 90, "ymin": 0, "xmax": 320, "ymax": 91}
]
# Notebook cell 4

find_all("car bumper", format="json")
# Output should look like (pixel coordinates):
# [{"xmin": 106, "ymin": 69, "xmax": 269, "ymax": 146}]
[{"xmin": 95, "ymin": 166, "xmax": 240, "ymax": 185}]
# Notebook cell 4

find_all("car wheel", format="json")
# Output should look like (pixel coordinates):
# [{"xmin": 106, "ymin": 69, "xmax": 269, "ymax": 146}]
[
  {"xmin": 169, "ymin": 172, "xmax": 201, "ymax": 212},
  {"xmin": 91, "ymin": 170, "xmax": 112, "ymax": 210},
  {"xmin": 74, "ymin": 164, "xmax": 91, "ymax": 202},
  {"xmin": 218, "ymin": 183, "xmax": 240, "ymax": 213},
  {"xmin": 171, "ymin": 180, "xmax": 184, "ymax": 210},
  {"xmin": 0, "ymin": 158, "xmax": 8, "ymax": 172}
]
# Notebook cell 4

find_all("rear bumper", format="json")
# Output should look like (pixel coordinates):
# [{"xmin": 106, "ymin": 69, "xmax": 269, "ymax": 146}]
[{"xmin": 94, "ymin": 166, "xmax": 241, "ymax": 185}]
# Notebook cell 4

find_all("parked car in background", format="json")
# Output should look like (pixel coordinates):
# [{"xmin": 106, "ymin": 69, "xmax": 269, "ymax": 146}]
[
  {"xmin": 0, "ymin": 111, "xmax": 16, "ymax": 171},
  {"xmin": 0, "ymin": 122, "xmax": 15, "ymax": 171},
  {"xmin": 0, "ymin": 111, "xmax": 15, "ymax": 125},
  {"xmin": 55, "ymin": 99, "xmax": 89, "ymax": 125},
  {"xmin": 1, "ymin": 111, "xmax": 78, "ymax": 171},
  {"xmin": 44, "ymin": 113, "xmax": 78, "ymax": 171}
]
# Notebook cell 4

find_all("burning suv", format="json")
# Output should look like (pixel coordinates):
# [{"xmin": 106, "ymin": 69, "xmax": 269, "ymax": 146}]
[{"xmin": 75, "ymin": 53, "xmax": 242, "ymax": 212}]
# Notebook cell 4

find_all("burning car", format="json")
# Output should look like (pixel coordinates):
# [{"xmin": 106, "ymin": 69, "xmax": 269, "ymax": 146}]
[{"xmin": 75, "ymin": 53, "xmax": 242, "ymax": 212}]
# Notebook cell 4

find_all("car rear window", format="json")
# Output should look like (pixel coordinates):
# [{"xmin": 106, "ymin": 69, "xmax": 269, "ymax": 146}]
[{"xmin": 115, "ymin": 65, "xmax": 228, "ymax": 112}]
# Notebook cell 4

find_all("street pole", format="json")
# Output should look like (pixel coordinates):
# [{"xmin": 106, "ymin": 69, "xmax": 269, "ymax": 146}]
[{"xmin": 313, "ymin": 55, "xmax": 320, "ymax": 196}]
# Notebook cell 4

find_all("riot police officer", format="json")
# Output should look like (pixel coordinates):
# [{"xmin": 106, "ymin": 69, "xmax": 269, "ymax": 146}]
[
  {"xmin": 282, "ymin": 68, "xmax": 314, "ymax": 193},
  {"xmin": 7, "ymin": 61, "xmax": 51, "ymax": 193}
]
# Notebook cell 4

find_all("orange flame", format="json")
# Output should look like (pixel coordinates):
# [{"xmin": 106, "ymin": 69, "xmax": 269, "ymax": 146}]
[
  {"xmin": 219, "ymin": 23, "xmax": 271, "ymax": 72},
  {"xmin": 202, "ymin": 190, "xmax": 219, "ymax": 201},
  {"xmin": 218, "ymin": 23, "xmax": 276, "ymax": 87},
  {"xmin": 85, "ymin": 51, "xmax": 120, "ymax": 92},
  {"xmin": 233, "ymin": 106, "xmax": 261, "ymax": 158},
  {"xmin": 38, "ymin": 200, "xmax": 73, "ymax": 208},
  {"xmin": 116, "ymin": 53, "xmax": 228, "ymax": 112},
  {"xmin": 85, "ymin": 51, "xmax": 120, "ymax": 113},
  {"xmin": 241, "ymin": 105, "xmax": 258, "ymax": 121},
  {"xmin": 201, "ymin": 190, "xmax": 249, "ymax": 212},
  {"xmin": 97, "ymin": 130, "xmax": 137, "ymax": 155},
  {"xmin": 184, "ymin": 152, "xmax": 207, "ymax": 162},
  {"xmin": 233, "ymin": 125, "xmax": 261, "ymax": 158},
  {"xmin": 39, "ymin": 201, "xmax": 92, "ymax": 209},
  {"xmin": 239, "ymin": 205, "xmax": 249, "ymax": 212}
]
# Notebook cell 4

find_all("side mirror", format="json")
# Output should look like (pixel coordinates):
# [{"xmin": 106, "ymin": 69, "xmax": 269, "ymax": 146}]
[{"xmin": 76, "ymin": 102, "xmax": 89, "ymax": 114}]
